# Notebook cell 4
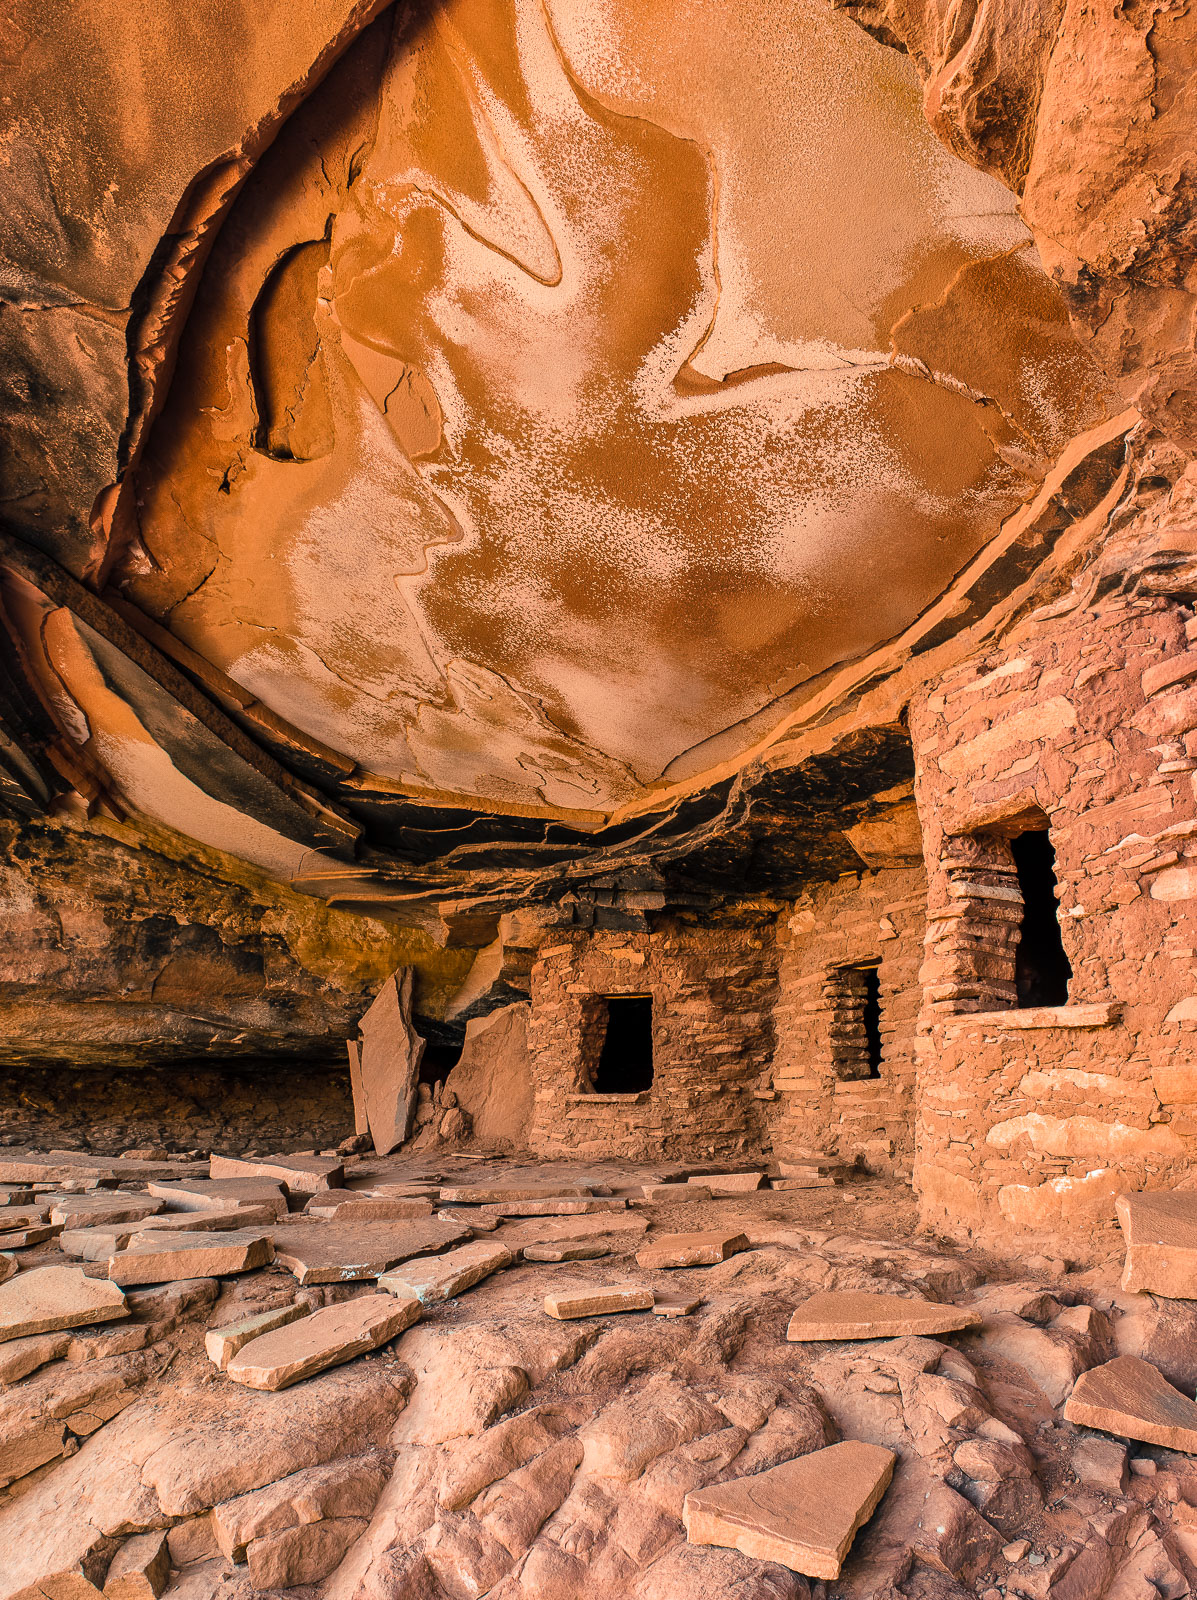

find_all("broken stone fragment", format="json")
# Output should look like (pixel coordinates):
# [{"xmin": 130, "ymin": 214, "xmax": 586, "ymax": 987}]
[
  {"xmin": 1064, "ymin": 1355, "xmax": 1197, "ymax": 1450},
  {"xmin": 688, "ymin": 1172, "xmax": 765, "ymax": 1193},
  {"xmin": 146, "ymin": 1177, "xmax": 289, "ymax": 1215},
  {"xmin": 544, "ymin": 1285, "xmax": 655, "ymax": 1319},
  {"xmin": 0, "ymin": 1224, "xmax": 57, "ymax": 1248},
  {"xmin": 0, "ymin": 1190, "xmax": 36, "ymax": 1207},
  {"xmin": 636, "ymin": 1230, "xmax": 749, "ymax": 1269},
  {"xmin": 0, "ymin": 1329, "xmax": 71, "ymax": 1383},
  {"xmin": 478, "ymin": 1197, "xmax": 626, "ymax": 1217},
  {"xmin": 107, "ymin": 1229, "xmax": 274, "ymax": 1285},
  {"xmin": 58, "ymin": 1225, "xmax": 138, "ymax": 1260},
  {"xmin": 0, "ymin": 1265, "xmax": 128, "ymax": 1343},
  {"xmin": 211, "ymin": 1453, "xmax": 389, "ymax": 1563},
  {"xmin": 786, "ymin": 1290, "xmax": 983, "ymax": 1342},
  {"xmin": 226, "ymin": 1293, "xmax": 420, "ymax": 1390},
  {"xmin": 270, "ymin": 1217, "xmax": 471, "ymax": 1285},
  {"xmin": 102, "ymin": 1529, "xmax": 170, "ymax": 1599},
  {"xmin": 1116, "ymin": 1190, "xmax": 1197, "ymax": 1296},
  {"xmin": 0, "ymin": 1254, "xmax": 14, "ymax": 1286},
  {"xmin": 521, "ymin": 1241, "xmax": 612, "ymax": 1262},
  {"xmin": 652, "ymin": 1292, "xmax": 704, "ymax": 1317},
  {"xmin": 683, "ymin": 1438, "xmax": 896, "ymax": 1578},
  {"xmin": 48, "ymin": 1195, "xmax": 164, "ymax": 1230},
  {"xmin": 205, "ymin": 1301, "xmax": 313, "ymax": 1370},
  {"xmin": 304, "ymin": 1195, "xmax": 435, "ymax": 1220},
  {"xmin": 1071, "ymin": 1433, "xmax": 1129, "ymax": 1494},
  {"xmin": 208, "ymin": 1153, "xmax": 344, "ymax": 1196},
  {"xmin": 378, "ymin": 1241, "xmax": 514, "ymax": 1305}
]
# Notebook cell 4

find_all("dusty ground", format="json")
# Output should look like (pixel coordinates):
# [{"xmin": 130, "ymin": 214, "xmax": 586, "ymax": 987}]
[{"xmin": 2, "ymin": 1157, "xmax": 1194, "ymax": 1600}]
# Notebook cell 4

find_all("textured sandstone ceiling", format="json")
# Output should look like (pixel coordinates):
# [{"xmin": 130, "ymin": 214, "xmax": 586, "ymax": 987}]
[{"xmin": 5, "ymin": 0, "xmax": 1189, "ymax": 922}]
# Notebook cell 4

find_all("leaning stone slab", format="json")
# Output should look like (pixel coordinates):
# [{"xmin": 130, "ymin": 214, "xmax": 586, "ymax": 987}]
[
  {"xmin": 1064, "ymin": 1355, "xmax": 1197, "ymax": 1450},
  {"xmin": 544, "ymin": 1285, "xmax": 654, "ymax": 1319},
  {"xmin": 107, "ymin": 1230, "xmax": 274, "ymax": 1285},
  {"xmin": 683, "ymin": 1439, "xmax": 896, "ymax": 1579},
  {"xmin": 226, "ymin": 1294, "xmax": 419, "ymax": 1390},
  {"xmin": 379, "ymin": 1242, "xmax": 513, "ymax": 1305},
  {"xmin": 206, "ymin": 1302, "xmax": 313, "ymax": 1370},
  {"xmin": 636, "ymin": 1230, "xmax": 749, "ymax": 1269},
  {"xmin": 147, "ymin": 1177, "xmax": 289, "ymax": 1216},
  {"xmin": 1116, "ymin": 1190, "xmax": 1197, "ymax": 1296},
  {"xmin": 440, "ymin": 1183, "xmax": 595, "ymax": 1204},
  {"xmin": 48, "ymin": 1195, "xmax": 163, "ymax": 1230},
  {"xmin": 355, "ymin": 968, "xmax": 424, "ymax": 1156},
  {"xmin": 0, "ymin": 1265, "xmax": 128, "ymax": 1342},
  {"xmin": 304, "ymin": 1196, "xmax": 434, "ymax": 1221},
  {"xmin": 271, "ymin": 1218, "xmax": 471, "ymax": 1285},
  {"xmin": 209, "ymin": 1154, "xmax": 344, "ymax": 1196},
  {"xmin": 0, "ymin": 1254, "xmax": 15, "ymax": 1287},
  {"xmin": 786, "ymin": 1291, "xmax": 982, "ymax": 1342},
  {"xmin": 479, "ymin": 1197, "xmax": 626, "ymax": 1218}
]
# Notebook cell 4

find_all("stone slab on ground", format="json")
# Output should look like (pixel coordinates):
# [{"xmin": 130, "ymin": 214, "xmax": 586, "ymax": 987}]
[
  {"xmin": 108, "ymin": 1230, "xmax": 274, "ymax": 1284},
  {"xmin": 1116, "ymin": 1190, "xmax": 1197, "ymax": 1296},
  {"xmin": 770, "ymin": 1176, "xmax": 837, "ymax": 1191},
  {"xmin": 102, "ymin": 1528, "xmax": 170, "ymax": 1599},
  {"xmin": 304, "ymin": 1196, "xmax": 435, "ymax": 1221},
  {"xmin": 226, "ymin": 1293, "xmax": 419, "ymax": 1390},
  {"xmin": 1064, "ymin": 1355, "xmax": 1197, "ymax": 1450},
  {"xmin": 688, "ymin": 1172, "xmax": 765, "ymax": 1194},
  {"xmin": 0, "ymin": 1265, "xmax": 128, "ymax": 1342},
  {"xmin": 636, "ymin": 1230, "xmax": 750, "ymax": 1269},
  {"xmin": 683, "ymin": 1438, "xmax": 896, "ymax": 1579},
  {"xmin": 59, "ymin": 1225, "xmax": 138, "ymax": 1260},
  {"xmin": 640, "ymin": 1184, "xmax": 712, "ymax": 1202},
  {"xmin": 0, "ymin": 1206, "xmax": 51, "ymax": 1229},
  {"xmin": 786, "ymin": 1291, "xmax": 983, "ymax": 1342},
  {"xmin": 147, "ymin": 1177, "xmax": 289, "ymax": 1216},
  {"xmin": 544, "ymin": 1285, "xmax": 655, "ymax": 1319},
  {"xmin": 478, "ymin": 1197, "xmax": 626, "ymax": 1218},
  {"xmin": 498, "ymin": 1214, "xmax": 649, "ymax": 1247},
  {"xmin": 0, "ymin": 1224, "xmax": 57, "ymax": 1248},
  {"xmin": 379, "ymin": 1242, "xmax": 513, "ymax": 1305},
  {"xmin": 209, "ymin": 1154, "xmax": 344, "ymax": 1196},
  {"xmin": 270, "ymin": 1218, "xmax": 471, "ymax": 1285},
  {"xmin": 0, "ymin": 1153, "xmax": 206, "ymax": 1184},
  {"xmin": 439, "ymin": 1182, "xmax": 596, "ymax": 1203},
  {"xmin": 653, "ymin": 1292, "xmax": 704, "ymax": 1317},
  {"xmin": 47, "ymin": 1195, "xmax": 164, "ymax": 1230},
  {"xmin": 126, "ymin": 1204, "xmax": 280, "ymax": 1237},
  {"xmin": 206, "ymin": 1302, "xmax": 313, "ymax": 1370},
  {"xmin": 0, "ymin": 1329, "xmax": 71, "ymax": 1383},
  {"xmin": 0, "ymin": 1190, "xmax": 35, "ymax": 1207},
  {"xmin": 522, "ymin": 1241, "xmax": 612, "ymax": 1262},
  {"xmin": 0, "ymin": 1254, "xmax": 15, "ymax": 1286}
]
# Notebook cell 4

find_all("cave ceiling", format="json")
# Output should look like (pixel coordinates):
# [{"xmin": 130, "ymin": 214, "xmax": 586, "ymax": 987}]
[{"xmin": 4, "ymin": 0, "xmax": 1177, "ymax": 933}]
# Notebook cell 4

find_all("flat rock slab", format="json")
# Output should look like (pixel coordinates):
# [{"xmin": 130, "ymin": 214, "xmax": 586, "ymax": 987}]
[
  {"xmin": 1064, "ymin": 1355, "xmax": 1197, "ymax": 1450},
  {"xmin": 147, "ymin": 1177, "xmax": 288, "ymax": 1216},
  {"xmin": 0, "ymin": 1154, "xmax": 205, "ymax": 1184},
  {"xmin": 305, "ymin": 1196, "xmax": 434, "ymax": 1221},
  {"xmin": 108, "ymin": 1230, "xmax": 274, "ymax": 1284},
  {"xmin": 636, "ymin": 1231, "xmax": 750, "ymax": 1269},
  {"xmin": 688, "ymin": 1172, "xmax": 765, "ymax": 1194},
  {"xmin": 499, "ymin": 1214, "xmax": 649, "ymax": 1247},
  {"xmin": 786, "ymin": 1291, "xmax": 983, "ymax": 1342},
  {"xmin": 58, "ymin": 1225, "xmax": 136, "ymax": 1260},
  {"xmin": 206, "ymin": 1302, "xmax": 312, "ymax": 1370},
  {"xmin": 1116, "ymin": 1191, "xmax": 1197, "ymax": 1296},
  {"xmin": 0, "ymin": 1224, "xmax": 57, "ymax": 1248},
  {"xmin": 641, "ymin": 1184, "xmax": 711, "ymax": 1202},
  {"xmin": 210, "ymin": 1154, "xmax": 344, "ymax": 1196},
  {"xmin": 479, "ymin": 1198, "xmax": 626, "ymax": 1218},
  {"xmin": 0, "ymin": 1254, "xmax": 16, "ymax": 1287},
  {"xmin": 438, "ymin": 1207, "xmax": 502, "ymax": 1232},
  {"xmin": 440, "ymin": 1183, "xmax": 595, "ymax": 1204},
  {"xmin": 770, "ymin": 1176, "xmax": 837, "ymax": 1191},
  {"xmin": 522, "ymin": 1242, "xmax": 612, "ymax": 1262},
  {"xmin": 0, "ymin": 1265, "xmax": 128, "ymax": 1342},
  {"xmin": 271, "ymin": 1218, "xmax": 471, "ymax": 1285},
  {"xmin": 684, "ymin": 1439, "xmax": 895, "ymax": 1578},
  {"xmin": 127, "ymin": 1203, "xmax": 280, "ymax": 1236},
  {"xmin": 227, "ymin": 1293, "xmax": 419, "ymax": 1390},
  {"xmin": 0, "ymin": 1190, "xmax": 36, "ymax": 1207},
  {"xmin": 0, "ymin": 1329, "xmax": 71, "ymax": 1383},
  {"xmin": 653, "ymin": 1293, "xmax": 704, "ymax": 1317},
  {"xmin": 379, "ymin": 1242, "xmax": 513, "ymax": 1304},
  {"xmin": 544, "ymin": 1285, "xmax": 655, "ymax": 1319},
  {"xmin": 48, "ymin": 1195, "xmax": 163, "ymax": 1230}
]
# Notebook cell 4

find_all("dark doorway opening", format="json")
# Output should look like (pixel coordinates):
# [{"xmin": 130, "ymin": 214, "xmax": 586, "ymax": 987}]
[
  {"xmin": 592, "ymin": 995, "xmax": 655, "ymax": 1093},
  {"xmin": 1012, "ymin": 829, "xmax": 1072, "ymax": 1008},
  {"xmin": 861, "ymin": 966, "xmax": 883, "ymax": 1078}
]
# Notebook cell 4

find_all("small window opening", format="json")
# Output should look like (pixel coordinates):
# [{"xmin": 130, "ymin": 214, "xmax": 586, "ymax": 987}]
[
  {"xmin": 591, "ymin": 995, "xmax": 654, "ymax": 1093},
  {"xmin": 1011, "ymin": 829, "xmax": 1071, "ymax": 1008},
  {"xmin": 861, "ymin": 966, "xmax": 883, "ymax": 1078}
]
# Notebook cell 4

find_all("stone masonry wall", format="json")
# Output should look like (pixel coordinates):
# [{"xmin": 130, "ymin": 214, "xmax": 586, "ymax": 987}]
[
  {"xmin": 767, "ymin": 867, "xmax": 926, "ymax": 1176},
  {"xmin": 910, "ymin": 593, "xmax": 1197, "ymax": 1237},
  {"xmin": 526, "ymin": 920, "xmax": 778, "ymax": 1161}
]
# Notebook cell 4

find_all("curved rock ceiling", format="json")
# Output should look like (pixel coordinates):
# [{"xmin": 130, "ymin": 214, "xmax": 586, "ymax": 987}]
[{"xmin": 124, "ymin": 0, "xmax": 1108, "ymax": 819}]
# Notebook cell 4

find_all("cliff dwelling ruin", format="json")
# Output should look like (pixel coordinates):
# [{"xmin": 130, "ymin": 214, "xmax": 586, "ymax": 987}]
[{"xmin": 1, "ymin": 0, "xmax": 1196, "ymax": 1595}]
